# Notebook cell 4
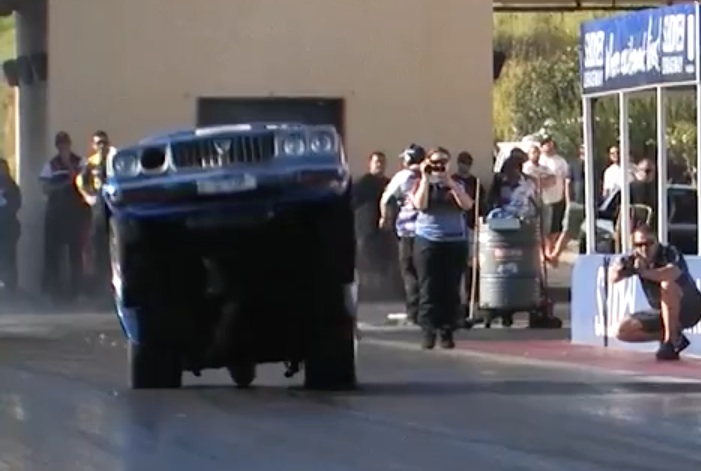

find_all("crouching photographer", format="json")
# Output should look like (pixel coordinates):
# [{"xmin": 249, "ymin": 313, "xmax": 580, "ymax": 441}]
[
  {"xmin": 610, "ymin": 224, "xmax": 701, "ymax": 360},
  {"xmin": 410, "ymin": 148, "xmax": 474, "ymax": 349}
]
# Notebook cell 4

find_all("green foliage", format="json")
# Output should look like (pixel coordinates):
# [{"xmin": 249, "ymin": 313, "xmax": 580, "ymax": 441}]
[
  {"xmin": 0, "ymin": 15, "xmax": 15, "ymax": 158},
  {"xmin": 493, "ymin": 12, "xmax": 698, "ymax": 179}
]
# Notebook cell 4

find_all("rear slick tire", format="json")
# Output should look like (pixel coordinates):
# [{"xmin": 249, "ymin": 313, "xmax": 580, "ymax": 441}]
[
  {"xmin": 304, "ymin": 284, "xmax": 357, "ymax": 391},
  {"xmin": 228, "ymin": 363, "xmax": 256, "ymax": 389},
  {"xmin": 128, "ymin": 341, "xmax": 183, "ymax": 389}
]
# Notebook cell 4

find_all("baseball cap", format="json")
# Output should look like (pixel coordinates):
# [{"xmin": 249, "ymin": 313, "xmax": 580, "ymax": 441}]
[{"xmin": 400, "ymin": 144, "xmax": 426, "ymax": 165}]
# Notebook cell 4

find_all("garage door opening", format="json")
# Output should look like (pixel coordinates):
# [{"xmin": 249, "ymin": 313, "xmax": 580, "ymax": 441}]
[{"xmin": 197, "ymin": 97, "xmax": 345, "ymax": 137}]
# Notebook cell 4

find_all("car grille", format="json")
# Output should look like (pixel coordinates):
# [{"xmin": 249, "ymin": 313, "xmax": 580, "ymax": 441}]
[{"xmin": 171, "ymin": 133, "xmax": 275, "ymax": 169}]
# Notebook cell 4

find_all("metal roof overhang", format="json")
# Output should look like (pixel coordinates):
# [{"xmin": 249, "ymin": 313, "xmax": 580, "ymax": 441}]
[
  {"xmin": 0, "ymin": 1, "xmax": 691, "ymax": 15},
  {"xmin": 493, "ymin": 0, "xmax": 690, "ymax": 12}
]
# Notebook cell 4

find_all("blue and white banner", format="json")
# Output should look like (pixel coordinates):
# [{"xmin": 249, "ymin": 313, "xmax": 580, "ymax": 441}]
[
  {"xmin": 580, "ymin": 4, "xmax": 698, "ymax": 94},
  {"xmin": 571, "ymin": 254, "xmax": 701, "ymax": 356}
]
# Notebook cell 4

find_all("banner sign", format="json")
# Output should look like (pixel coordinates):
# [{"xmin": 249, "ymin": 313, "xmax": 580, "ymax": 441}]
[
  {"xmin": 580, "ymin": 4, "xmax": 698, "ymax": 94},
  {"xmin": 571, "ymin": 254, "xmax": 701, "ymax": 356}
]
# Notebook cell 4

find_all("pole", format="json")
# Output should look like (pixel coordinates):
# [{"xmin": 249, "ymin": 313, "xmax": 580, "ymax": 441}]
[
  {"xmin": 582, "ymin": 96, "xmax": 596, "ymax": 254},
  {"xmin": 696, "ymin": 83, "xmax": 701, "ymax": 255},
  {"xmin": 656, "ymin": 87, "xmax": 668, "ymax": 245},
  {"xmin": 602, "ymin": 255, "xmax": 610, "ymax": 347},
  {"xmin": 619, "ymin": 92, "xmax": 631, "ymax": 253},
  {"xmin": 690, "ymin": 2, "xmax": 701, "ymax": 255}
]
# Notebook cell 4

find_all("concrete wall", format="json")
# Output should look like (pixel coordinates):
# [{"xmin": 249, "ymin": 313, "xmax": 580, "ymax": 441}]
[
  {"xmin": 47, "ymin": 0, "xmax": 493, "ymax": 177},
  {"xmin": 16, "ymin": 0, "xmax": 48, "ymax": 292}
]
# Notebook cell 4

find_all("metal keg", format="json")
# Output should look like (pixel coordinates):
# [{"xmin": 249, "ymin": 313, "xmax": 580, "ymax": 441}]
[{"xmin": 478, "ymin": 216, "xmax": 542, "ymax": 311}]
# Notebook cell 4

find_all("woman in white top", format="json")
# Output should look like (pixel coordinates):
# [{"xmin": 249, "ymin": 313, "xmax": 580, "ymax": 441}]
[
  {"xmin": 601, "ymin": 145, "xmax": 621, "ymax": 197},
  {"xmin": 487, "ymin": 149, "xmax": 537, "ymax": 219}
]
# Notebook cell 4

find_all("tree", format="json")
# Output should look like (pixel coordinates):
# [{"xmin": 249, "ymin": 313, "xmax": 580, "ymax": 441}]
[
  {"xmin": 493, "ymin": 12, "xmax": 698, "ymax": 181},
  {"xmin": 508, "ymin": 48, "xmax": 581, "ymax": 158}
]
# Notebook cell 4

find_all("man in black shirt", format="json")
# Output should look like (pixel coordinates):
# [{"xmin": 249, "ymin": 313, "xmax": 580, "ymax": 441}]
[
  {"xmin": 611, "ymin": 225, "xmax": 701, "ymax": 360},
  {"xmin": 451, "ymin": 151, "xmax": 485, "ymax": 232},
  {"xmin": 629, "ymin": 157, "xmax": 657, "ymax": 230},
  {"xmin": 352, "ymin": 152, "xmax": 393, "ymax": 294},
  {"xmin": 451, "ymin": 151, "xmax": 485, "ymax": 307}
]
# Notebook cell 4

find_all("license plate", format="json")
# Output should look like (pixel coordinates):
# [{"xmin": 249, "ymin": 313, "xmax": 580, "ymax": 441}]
[{"xmin": 197, "ymin": 175, "xmax": 257, "ymax": 194}]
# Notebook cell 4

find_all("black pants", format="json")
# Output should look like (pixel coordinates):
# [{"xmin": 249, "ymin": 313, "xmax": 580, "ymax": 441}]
[
  {"xmin": 398, "ymin": 237, "xmax": 419, "ymax": 323},
  {"xmin": 0, "ymin": 233, "xmax": 18, "ymax": 291},
  {"xmin": 414, "ymin": 237, "xmax": 466, "ymax": 332},
  {"xmin": 43, "ymin": 217, "xmax": 84, "ymax": 301}
]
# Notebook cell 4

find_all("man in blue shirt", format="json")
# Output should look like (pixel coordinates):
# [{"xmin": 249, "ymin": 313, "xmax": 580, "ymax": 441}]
[
  {"xmin": 39, "ymin": 132, "xmax": 89, "ymax": 302},
  {"xmin": 0, "ymin": 159, "xmax": 20, "ymax": 293},
  {"xmin": 380, "ymin": 144, "xmax": 424, "ymax": 323}
]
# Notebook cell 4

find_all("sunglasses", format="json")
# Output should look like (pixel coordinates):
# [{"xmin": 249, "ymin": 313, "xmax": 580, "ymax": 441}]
[
  {"xmin": 639, "ymin": 168, "xmax": 653, "ymax": 174},
  {"xmin": 633, "ymin": 240, "xmax": 653, "ymax": 248}
]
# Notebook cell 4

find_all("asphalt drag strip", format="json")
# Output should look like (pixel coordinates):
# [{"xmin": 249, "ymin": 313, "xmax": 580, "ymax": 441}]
[{"xmin": 0, "ymin": 314, "xmax": 699, "ymax": 470}]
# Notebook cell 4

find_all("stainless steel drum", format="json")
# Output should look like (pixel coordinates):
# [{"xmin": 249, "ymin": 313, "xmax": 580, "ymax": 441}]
[{"xmin": 478, "ymin": 216, "xmax": 542, "ymax": 311}]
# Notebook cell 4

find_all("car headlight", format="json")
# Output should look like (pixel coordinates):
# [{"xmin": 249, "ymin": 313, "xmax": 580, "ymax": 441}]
[
  {"xmin": 112, "ymin": 152, "xmax": 140, "ymax": 177},
  {"xmin": 281, "ymin": 133, "xmax": 306, "ymax": 156},
  {"xmin": 309, "ymin": 131, "xmax": 335, "ymax": 153}
]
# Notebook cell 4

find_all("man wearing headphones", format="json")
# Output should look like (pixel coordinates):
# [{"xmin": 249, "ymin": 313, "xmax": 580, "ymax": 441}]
[{"xmin": 379, "ymin": 144, "xmax": 425, "ymax": 324}]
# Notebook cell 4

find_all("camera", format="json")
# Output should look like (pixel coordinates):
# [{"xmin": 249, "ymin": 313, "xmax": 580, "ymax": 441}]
[{"xmin": 425, "ymin": 164, "xmax": 446, "ymax": 174}]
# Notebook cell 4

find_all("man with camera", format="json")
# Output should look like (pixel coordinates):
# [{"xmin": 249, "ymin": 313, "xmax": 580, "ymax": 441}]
[{"xmin": 610, "ymin": 224, "xmax": 701, "ymax": 360}]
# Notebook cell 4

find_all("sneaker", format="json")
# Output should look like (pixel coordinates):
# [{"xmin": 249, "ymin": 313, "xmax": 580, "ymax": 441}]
[
  {"xmin": 421, "ymin": 330, "xmax": 436, "ymax": 350},
  {"xmin": 674, "ymin": 334, "xmax": 691, "ymax": 354},
  {"xmin": 439, "ymin": 329, "xmax": 455, "ymax": 349},
  {"xmin": 656, "ymin": 341, "xmax": 680, "ymax": 361}
]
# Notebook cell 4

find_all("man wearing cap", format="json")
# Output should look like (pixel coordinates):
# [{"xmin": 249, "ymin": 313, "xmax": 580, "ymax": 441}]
[
  {"xmin": 379, "ymin": 144, "xmax": 424, "ymax": 323},
  {"xmin": 39, "ymin": 132, "xmax": 89, "ymax": 302}
]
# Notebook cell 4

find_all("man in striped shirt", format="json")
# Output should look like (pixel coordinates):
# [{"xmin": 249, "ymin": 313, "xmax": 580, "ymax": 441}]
[{"xmin": 379, "ymin": 144, "xmax": 424, "ymax": 324}]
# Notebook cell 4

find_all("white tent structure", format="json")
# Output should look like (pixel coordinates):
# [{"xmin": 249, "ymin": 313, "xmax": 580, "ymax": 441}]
[{"xmin": 572, "ymin": 3, "xmax": 701, "ymax": 354}]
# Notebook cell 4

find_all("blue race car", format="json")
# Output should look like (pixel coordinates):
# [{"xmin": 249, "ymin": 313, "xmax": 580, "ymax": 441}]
[{"xmin": 103, "ymin": 123, "xmax": 358, "ymax": 390}]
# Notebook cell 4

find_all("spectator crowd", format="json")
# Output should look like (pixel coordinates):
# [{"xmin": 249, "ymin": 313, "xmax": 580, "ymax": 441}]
[
  {"xmin": 353, "ymin": 135, "xmax": 666, "ymax": 349},
  {"xmin": 0, "ymin": 129, "xmax": 668, "ymax": 320},
  {"xmin": 0, "ymin": 130, "xmax": 115, "ymax": 306}
]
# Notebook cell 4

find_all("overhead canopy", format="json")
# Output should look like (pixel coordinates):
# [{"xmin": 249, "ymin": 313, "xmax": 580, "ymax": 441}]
[{"xmin": 494, "ymin": 0, "xmax": 688, "ymax": 12}]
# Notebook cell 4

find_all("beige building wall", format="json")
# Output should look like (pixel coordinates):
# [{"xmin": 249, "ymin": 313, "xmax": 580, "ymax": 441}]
[{"xmin": 47, "ymin": 0, "xmax": 493, "ymax": 178}]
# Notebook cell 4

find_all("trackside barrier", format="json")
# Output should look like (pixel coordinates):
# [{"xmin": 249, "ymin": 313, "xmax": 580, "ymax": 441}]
[{"xmin": 571, "ymin": 254, "xmax": 701, "ymax": 356}]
